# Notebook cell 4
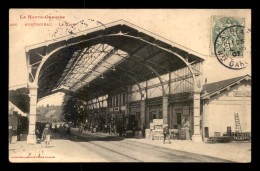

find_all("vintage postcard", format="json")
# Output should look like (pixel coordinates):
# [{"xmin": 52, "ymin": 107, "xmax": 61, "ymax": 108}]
[{"xmin": 9, "ymin": 9, "xmax": 251, "ymax": 163}]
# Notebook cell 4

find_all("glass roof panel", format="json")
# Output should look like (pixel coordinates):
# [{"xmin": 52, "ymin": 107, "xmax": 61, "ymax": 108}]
[{"xmin": 56, "ymin": 43, "xmax": 129, "ymax": 93}]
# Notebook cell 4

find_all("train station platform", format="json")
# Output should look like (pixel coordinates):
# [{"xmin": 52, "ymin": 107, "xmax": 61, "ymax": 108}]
[
  {"xmin": 70, "ymin": 128, "xmax": 251, "ymax": 163},
  {"xmin": 8, "ymin": 133, "xmax": 107, "ymax": 163},
  {"xmin": 9, "ymin": 128, "xmax": 251, "ymax": 163}
]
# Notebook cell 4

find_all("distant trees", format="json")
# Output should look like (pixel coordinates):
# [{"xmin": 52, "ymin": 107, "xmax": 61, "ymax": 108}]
[
  {"xmin": 61, "ymin": 95, "xmax": 87, "ymax": 127},
  {"xmin": 36, "ymin": 105, "xmax": 63, "ymax": 122}
]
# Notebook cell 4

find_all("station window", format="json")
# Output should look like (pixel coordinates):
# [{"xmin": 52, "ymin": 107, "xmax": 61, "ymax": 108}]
[
  {"xmin": 150, "ymin": 111, "xmax": 156, "ymax": 122},
  {"xmin": 159, "ymin": 111, "xmax": 162, "ymax": 119},
  {"xmin": 116, "ymin": 95, "xmax": 118, "ymax": 107},
  {"xmin": 119, "ymin": 94, "xmax": 122, "ymax": 106},
  {"xmin": 113, "ymin": 96, "xmax": 115, "ymax": 107},
  {"xmin": 227, "ymin": 126, "xmax": 232, "ymax": 136},
  {"xmin": 177, "ymin": 113, "xmax": 181, "ymax": 125},
  {"xmin": 136, "ymin": 112, "xmax": 140, "ymax": 119},
  {"xmin": 118, "ymin": 94, "xmax": 121, "ymax": 106},
  {"xmin": 108, "ymin": 98, "xmax": 112, "ymax": 107},
  {"xmin": 120, "ymin": 93, "xmax": 123, "ymax": 106},
  {"xmin": 122, "ymin": 93, "xmax": 126, "ymax": 105},
  {"xmin": 205, "ymin": 127, "xmax": 209, "ymax": 138}
]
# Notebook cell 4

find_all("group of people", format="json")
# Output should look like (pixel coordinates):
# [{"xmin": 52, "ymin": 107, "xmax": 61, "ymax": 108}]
[
  {"xmin": 78, "ymin": 122, "xmax": 105, "ymax": 134},
  {"xmin": 84, "ymin": 120, "xmax": 139, "ymax": 137},
  {"xmin": 54, "ymin": 123, "xmax": 71, "ymax": 137},
  {"xmin": 79, "ymin": 122, "xmax": 115, "ymax": 135},
  {"xmin": 35, "ymin": 122, "xmax": 71, "ymax": 147},
  {"xmin": 101, "ymin": 123, "xmax": 116, "ymax": 135},
  {"xmin": 81, "ymin": 122, "xmax": 105, "ymax": 134}
]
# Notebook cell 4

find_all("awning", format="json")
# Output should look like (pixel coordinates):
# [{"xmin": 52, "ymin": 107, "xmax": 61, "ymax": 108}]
[
  {"xmin": 201, "ymin": 74, "xmax": 251, "ymax": 99},
  {"xmin": 9, "ymin": 101, "xmax": 27, "ymax": 117},
  {"xmin": 26, "ymin": 20, "xmax": 205, "ymax": 100}
]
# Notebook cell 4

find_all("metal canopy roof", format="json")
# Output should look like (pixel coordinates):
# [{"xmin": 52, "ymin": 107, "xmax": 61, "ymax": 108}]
[{"xmin": 26, "ymin": 20, "xmax": 205, "ymax": 100}]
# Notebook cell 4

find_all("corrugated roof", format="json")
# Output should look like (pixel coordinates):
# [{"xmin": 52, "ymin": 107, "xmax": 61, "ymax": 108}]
[
  {"xmin": 27, "ymin": 20, "xmax": 205, "ymax": 100},
  {"xmin": 202, "ymin": 74, "xmax": 251, "ymax": 98},
  {"xmin": 9, "ymin": 101, "xmax": 27, "ymax": 117}
]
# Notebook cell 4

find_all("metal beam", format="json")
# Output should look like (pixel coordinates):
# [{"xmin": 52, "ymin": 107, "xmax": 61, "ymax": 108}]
[
  {"xmin": 55, "ymin": 49, "xmax": 85, "ymax": 88},
  {"xmin": 132, "ymin": 53, "xmax": 169, "ymax": 72},
  {"xmin": 31, "ymin": 32, "xmax": 201, "ymax": 101},
  {"xmin": 122, "ymin": 73, "xmax": 144, "ymax": 100},
  {"xmin": 57, "ymin": 48, "xmax": 89, "ymax": 87},
  {"xmin": 70, "ymin": 45, "xmax": 116, "ymax": 90},
  {"xmin": 126, "ymin": 57, "xmax": 166, "ymax": 95}
]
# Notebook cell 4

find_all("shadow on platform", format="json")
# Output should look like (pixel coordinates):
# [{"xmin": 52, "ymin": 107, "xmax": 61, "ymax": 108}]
[
  {"xmin": 10, "ymin": 131, "xmax": 126, "ymax": 144},
  {"xmin": 66, "ymin": 132, "xmax": 125, "ymax": 142}
]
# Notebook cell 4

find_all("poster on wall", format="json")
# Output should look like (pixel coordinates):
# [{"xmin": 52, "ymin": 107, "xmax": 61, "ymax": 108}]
[
  {"xmin": 183, "ymin": 106, "xmax": 190, "ymax": 115},
  {"xmin": 9, "ymin": 115, "xmax": 18, "ymax": 130},
  {"xmin": 152, "ymin": 129, "xmax": 164, "ymax": 140},
  {"xmin": 154, "ymin": 125, "xmax": 163, "ymax": 129},
  {"xmin": 145, "ymin": 129, "xmax": 153, "ymax": 140},
  {"xmin": 153, "ymin": 119, "xmax": 163, "ymax": 125},
  {"xmin": 150, "ymin": 123, "xmax": 155, "ymax": 129}
]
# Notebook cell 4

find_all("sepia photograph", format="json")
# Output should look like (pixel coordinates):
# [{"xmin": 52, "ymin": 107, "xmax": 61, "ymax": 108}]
[{"xmin": 9, "ymin": 9, "xmax": 251, "ymax": 163}]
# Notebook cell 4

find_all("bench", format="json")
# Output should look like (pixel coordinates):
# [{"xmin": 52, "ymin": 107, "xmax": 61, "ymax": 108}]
[{"xmin": 207, "ymin": 136, "xmax": 231, "ymax": 143}]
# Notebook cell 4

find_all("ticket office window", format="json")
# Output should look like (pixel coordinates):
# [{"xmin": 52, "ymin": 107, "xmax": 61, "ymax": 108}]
[
  {"xmin": 136, "ymin": 112, "xmax": 140, "ymax": 120},
  {"xmin": 115, "ymin": 95, "xmax": 119, "ymax": 107},
  {"xmin": 205, "ymin": 127, "xmax": 209, "ymax": 138},
  {"xmin": 150, "ymin": 111, "xmax": 157, "ymax": 122},
  {"xmin": 159, "ymin": 111, "xmax": 162, "ymax": 119},
  {"xmin": 112, "ymin": 96, "xmax": 115, "ymax": 107},
  {"xmin": 122, "ymin": 93, "xmax": 126, "ymax": 106},
  {"xmin": 177, "ymin": 113, "xmax": 182, "ymax": 126}
]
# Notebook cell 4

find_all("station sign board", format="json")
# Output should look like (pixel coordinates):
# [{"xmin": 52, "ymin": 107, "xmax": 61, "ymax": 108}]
[
  {"xmin": 152, "ymin": 129, "xmax": 164, "ymax": 140},
  {"xmin": 145, "ymin": 129, "xmax": 153, "ymax": 140},
  {"xmin": 183, "ymin": 106, "xmax": 190, "ymax": 115},
  {"xmin": 153, "ymin": 119, "xmax": 163, "ymax": 125}
]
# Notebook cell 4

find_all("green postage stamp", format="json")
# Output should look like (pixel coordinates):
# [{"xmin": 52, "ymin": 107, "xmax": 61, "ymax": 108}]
[{"xmin": 210, "ymin": 16, "xmax": 247, "ymax": 70}]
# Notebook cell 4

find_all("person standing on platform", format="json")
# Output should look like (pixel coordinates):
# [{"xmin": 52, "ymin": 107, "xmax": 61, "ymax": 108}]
[
  {"xmin": 63, "ymin": 124, "xmax": 67, "ymax": 136},
  {"xmin": 59, "ymin": 124, "xmax": 63, "ymax": 138},
  {"xmin": 9, "ymin": 126, "xmax": 12, "ymax": 143},
  {"xmin": 50, "ymin": 123, "xmax": 52, "ymax": 133},
  {"xmin": 104, "ymin": 124, "xmax": 107, "ymax": 133},
  {"xmin": 108, "ymin": 123, "xmax": 111, "ymax": 135},
  {"xmin": 67, "ymin": 124, "xmax": 71, "ymax": 135},
  {"xmin": 184, "ymin": 118, "xmax": 190, "ymax": 140},
  {"xmin": 54, "ymin": 124, "xmax": 57, "ymax": 133},
  {"xmin": 35, "ymin": 127, "xmax": 41, "ymax": 144},
  {"xmin": 42, "ymin": 124, "xmax": 51, "ymax": 148},
  {"xmin": 163, "ymin": 124, "xmax": 171, "ymax": 144}
]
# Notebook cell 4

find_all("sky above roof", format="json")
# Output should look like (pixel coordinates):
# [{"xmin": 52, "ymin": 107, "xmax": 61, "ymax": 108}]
[{"xmin": 9, "ymin": 9, "xmax": 251, "ymax": 105}]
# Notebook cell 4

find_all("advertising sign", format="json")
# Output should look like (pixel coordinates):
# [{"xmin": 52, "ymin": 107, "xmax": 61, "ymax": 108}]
[
  {"xmin": 145, "ymin": 129, "xmax": 153, "ymax": 140},
  {"xmin": 153, "ymin": 119, "xmax": 163, "ymax": 125},
  {"xmin": 154, "ymin": 125, "xmax": 163, "ymax": 129},
  {"xmin": 152, "ymin": 129, "xmax": 164, "ymax": 140},
  {"xmin": 183, "ymin": 106, "xmax": 190, "ymax": 115},
  {"xmin": 150, "ymin": 123, "xmax": 155, "ymax": 129}
]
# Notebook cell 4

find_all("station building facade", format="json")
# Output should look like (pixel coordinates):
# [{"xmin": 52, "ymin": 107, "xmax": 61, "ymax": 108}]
[
  {"xmin": 86, "ymin": 62, "xmax": 203, "ymax": 138},
  {"xmin": 201, "ymin": 75, "xmax": 251, "ymax": 139},
  {"xmin": 86, "ymin": 73, "xmax": 251, "ymax": 141}
]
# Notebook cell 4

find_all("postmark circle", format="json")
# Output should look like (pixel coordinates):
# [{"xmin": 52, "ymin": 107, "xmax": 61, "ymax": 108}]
[{"xmin": 214, "ymin": 25, "xmax": 248, "ymax": 70}]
